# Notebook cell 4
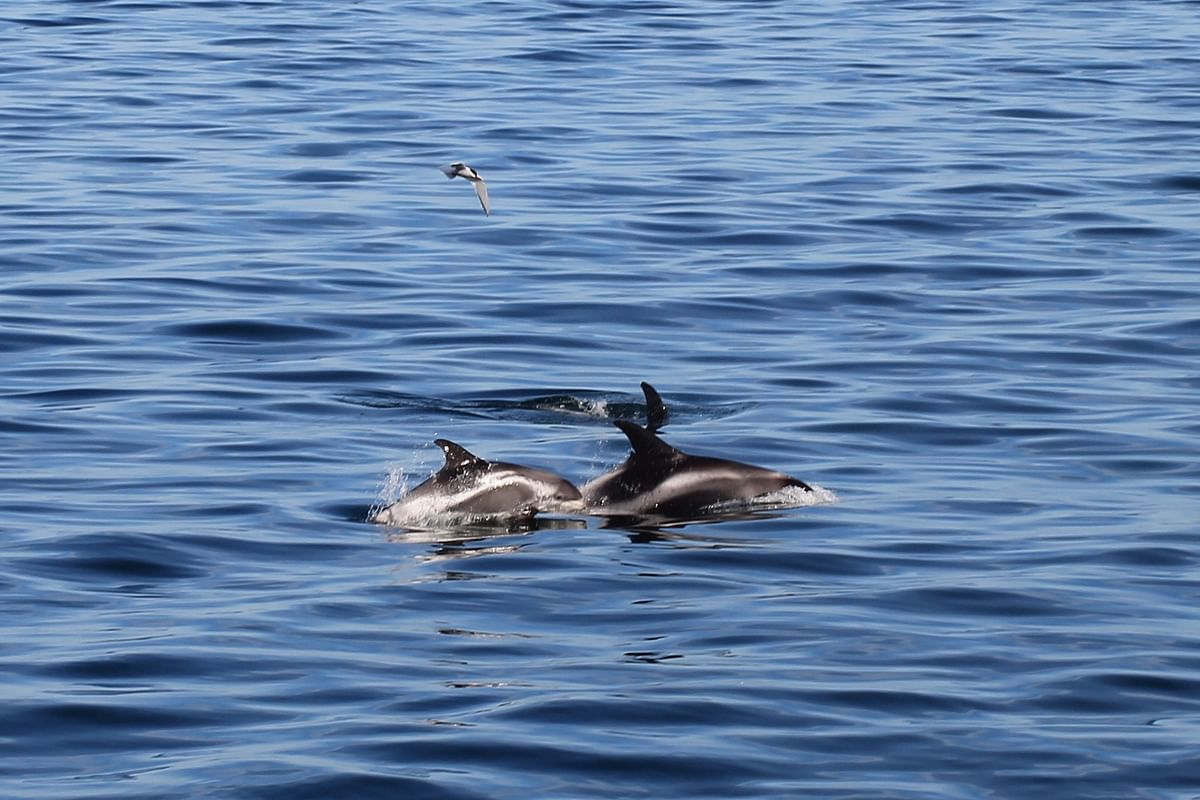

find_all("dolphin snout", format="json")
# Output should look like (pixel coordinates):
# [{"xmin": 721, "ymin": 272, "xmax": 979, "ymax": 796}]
[
  {"xmin": 544, "ymin": 480, "xmax": 585, "ymax": 514},
  {"xmin": 553, "ymin": 497, "xmax": 587, "ymax": 513}
]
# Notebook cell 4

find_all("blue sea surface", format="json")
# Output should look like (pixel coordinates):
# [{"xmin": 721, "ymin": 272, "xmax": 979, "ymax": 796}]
[{"xmin": 2, "ymin": 1, "xmax": 1199, "ymax": 798}]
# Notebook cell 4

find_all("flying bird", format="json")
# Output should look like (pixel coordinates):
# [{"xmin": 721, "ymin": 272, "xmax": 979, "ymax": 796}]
[{"xmin": 439, "ymin": 161, "xmax": 490, "ymax": 216}]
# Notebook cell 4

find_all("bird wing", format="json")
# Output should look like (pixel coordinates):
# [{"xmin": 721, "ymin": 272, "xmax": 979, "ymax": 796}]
[
  {"xmin": 439, "ymin": 164, "xmax": 458, "ymax": 179},
  {"xmin": 473, "ymin": 179, "xmax": 491, "ymax": 216}
]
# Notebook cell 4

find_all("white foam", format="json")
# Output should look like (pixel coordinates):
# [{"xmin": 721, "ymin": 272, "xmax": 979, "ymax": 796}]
[
  {"xmin": 768, "ymin": 483, "xmax": 839, "ymax": 507},
  {"xmin": 581, "ymin": 398, "xmax": 609, "ymax": 419},
  {"xmin": 705, "ymin": 483, "xmax": 839, "ymax": 514},
  {"xmin": 539, "ymin": 396, "xmax": 610, "ymax": 420}
]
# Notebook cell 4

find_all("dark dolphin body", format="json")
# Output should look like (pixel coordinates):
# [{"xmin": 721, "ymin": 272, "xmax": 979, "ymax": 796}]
[
  {"xmin": 372, "ymin": 439, "xmax": 583, "ymax": 526},
  {"xmin": 640, "ymin": 381, "xmax": 668, "ymax": 433},
  {"xmin": 582, "ymin": 409, "xmax": 813, "ymax": 520}
]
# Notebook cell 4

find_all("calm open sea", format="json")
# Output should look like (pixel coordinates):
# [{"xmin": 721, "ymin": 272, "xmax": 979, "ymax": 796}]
[{"xmin": 2, "ymin": 1, "xmax": 1199, "ymax": 798}]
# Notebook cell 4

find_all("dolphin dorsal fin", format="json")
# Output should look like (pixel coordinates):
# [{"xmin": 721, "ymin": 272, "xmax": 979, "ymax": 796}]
[
  {"xmin": 434, "ymin": 439, "xmax": 488, "ymax": 476},
  {"xmin": 614, "ymin": 419, "xmax": 681, "ymax": 462},
  {"xmin": 641, "ymin": 381, "xmax": 668, "ymax": 432}
]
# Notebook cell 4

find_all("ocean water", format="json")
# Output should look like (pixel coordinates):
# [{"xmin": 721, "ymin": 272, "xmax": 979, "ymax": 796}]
[{"xmin": 2, "ymin": 1, "xmax": 1199, "ymax": 797}]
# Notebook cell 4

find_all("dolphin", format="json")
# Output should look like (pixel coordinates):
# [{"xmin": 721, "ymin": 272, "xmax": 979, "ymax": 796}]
[
  {"xmin": 372, "ymin": 439, "xmax": 583, "ymax": 526},
  {"xmin": 640, "ymin": 380, "xmax": 668, "ymax": 433},
  {"xmin": 582, "ymin": 388, "xmax": 812, "ymax": 519}
]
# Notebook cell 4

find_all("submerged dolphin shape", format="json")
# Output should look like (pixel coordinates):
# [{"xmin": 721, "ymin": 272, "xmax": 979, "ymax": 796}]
[
  {"xmin": 439, "ymin": 161, "xmax": 490, "ymax": 216},
  {"xmin": 372, "ymin": 439, "xmax": 583, "ymax": 525},
  {"xmin": 583, "ymin": 386, "xmax": 812, "ymax": 520}
]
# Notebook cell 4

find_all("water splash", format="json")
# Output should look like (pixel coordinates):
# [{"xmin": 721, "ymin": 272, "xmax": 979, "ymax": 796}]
[{"xmin": 706, "ymin": 483, "xmax": 839, "ymax": 514}]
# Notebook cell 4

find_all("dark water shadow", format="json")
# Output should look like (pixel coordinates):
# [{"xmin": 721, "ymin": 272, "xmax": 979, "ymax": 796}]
[{"xmin": 380, "ymin": 516, "xmax": 589, "ymax": 563}]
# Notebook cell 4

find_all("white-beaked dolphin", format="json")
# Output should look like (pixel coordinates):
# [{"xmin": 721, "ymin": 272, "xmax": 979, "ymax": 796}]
[
  {"xmin": 372, "ymin": 439, "xmax": 583, "ymax": 526},
  {"xmin": 582, "ymin": 386, "xmax": 813, "ymax": 520},
  {"xmin": 439, "ymin": 161, "xmax": 490, "ymax": 216}
]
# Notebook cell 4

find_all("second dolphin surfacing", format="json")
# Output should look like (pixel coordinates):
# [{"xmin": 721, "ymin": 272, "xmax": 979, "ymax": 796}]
[
  {"xmin": 582, "ymin": 417, "xmax": 814, "ymax": 521},
  {"xmin": 372, "ymin": 439, "xmax": 583, "ymax": 526}
]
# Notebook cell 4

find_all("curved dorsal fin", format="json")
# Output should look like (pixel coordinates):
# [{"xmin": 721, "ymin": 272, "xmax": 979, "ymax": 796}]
[
  {"xmin": 614, "ymin": 419, "xmax": 681, "ymax": 461},
  {"xmin": 641, "ymin": 381, "xmax": 668, "ymax": 432},
  {"xmin": 434, "ymin": 439, "xmax": 488, "ymax": 475}
]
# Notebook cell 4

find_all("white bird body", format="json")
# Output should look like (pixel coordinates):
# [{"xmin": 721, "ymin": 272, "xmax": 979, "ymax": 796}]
[{"xmin": 439, "ymin": 161, "xmax": 490, "ymax": 215}]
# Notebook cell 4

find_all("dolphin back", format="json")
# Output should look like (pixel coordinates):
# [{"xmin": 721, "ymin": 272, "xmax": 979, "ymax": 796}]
[
  {"xmin": 434, "ymin": 439, "xmax": 489, "ymax": 478},
  {"xmin": 641, "ymin": 382, "xmax": 669, "ymax": 432},
  {"xmin": 614, "ymin": 419, "xmax": 681, "ymax": 462}
]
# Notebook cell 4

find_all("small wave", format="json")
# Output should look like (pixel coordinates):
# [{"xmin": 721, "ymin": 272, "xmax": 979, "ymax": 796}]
[
  {"xmin": 1151, "ymin": 174, "xmax": 1200, "ymax": 192},
  {"xmin": 280, "ymin": 169, "xmax": 369, "ymax": 184},
  {"xmin": 161, "ymin": 318, "xmax": 343, "ymax": 344},
  {"xmin": 1073, "ymin": 224, "xmax": 1178, "ymax": 240}
]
